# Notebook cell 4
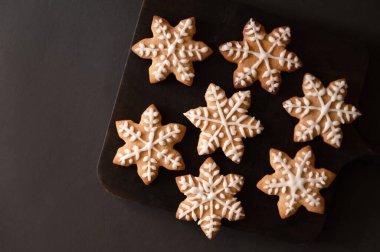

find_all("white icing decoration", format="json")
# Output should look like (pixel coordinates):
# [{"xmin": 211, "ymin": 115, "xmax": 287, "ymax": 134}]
[
  {"xmin": 283, "ymin": 73, "xmax": 361, "ymax": 148},
  {"xmin": 115, "ymin": 105, "xmax": 184, "ymax": 184},
  {"xmin": 184, "ymin": 83, "xmax": 263, "ymax": 163},
  {"xmin": 176, "ymin": 158, "xmax": 244, "ymax": 239},
  {"xmin": 219, "ymin": 18, "xmax": 301, "ymax": 93},
  {"xmin": 133, "ymin": 16, "xmax": 211, "ymax": 84},
  {"xmin": 259, "ymin": 147, "xmax": 335, "ymax": 217}
]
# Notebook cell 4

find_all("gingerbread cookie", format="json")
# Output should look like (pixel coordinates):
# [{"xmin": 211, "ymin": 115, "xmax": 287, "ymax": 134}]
[
  {"xmin": 219, "ymin": 18, "xmax": 302, "ymax": 93},
  {"xmin": 257, "ymin": 146, "xmax": 335, "ymax": 219},
  {"xmin": 283, "ymin": 73, "xmax": 361, "ymax": 148},
  {"xmin": 184, "ymin": 83, "xmax": 263, "ymax": 163},
  {"xmin": 113, "ymin": 104, "xmax": 186, "ymax": 185},
  {"xmin": 176, "ymin": 157, "xmax": 244, "ymax": 239},
  {"xmin": 132, "ymin": 16, "xmax": 212, "ymax": 86}
]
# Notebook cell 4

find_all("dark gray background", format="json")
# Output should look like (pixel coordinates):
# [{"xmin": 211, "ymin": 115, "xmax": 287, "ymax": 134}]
[{"xmin": 1, "ymin": 0, "xmax": 380, "ymax": 251}]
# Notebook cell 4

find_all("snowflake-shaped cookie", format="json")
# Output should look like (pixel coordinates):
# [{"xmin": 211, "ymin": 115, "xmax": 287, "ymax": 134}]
[
  {"xmin": 219, "ymin": 18, "xmax": 302, "ymax": 94},
  {"xmin": 113, "ymin": 104, "xmax": 186, "ymax": 185},
  {"xmin": 283, "ymin": 73, "xmax": 361, "ymax": 148},
  {"xmin": 257, "ymin": 146, "xmax": 335, "ymax": 219},
  {"xmin": 184, "ymin": 83, "xmax": 263, "ymax": 164},
  {"xmin": 132, "ymin": 16, "xmax": 212, "ymax": 86},
  {"xmin": 176, "ymin": 157, "xmax": 244, "ymax": 239}
]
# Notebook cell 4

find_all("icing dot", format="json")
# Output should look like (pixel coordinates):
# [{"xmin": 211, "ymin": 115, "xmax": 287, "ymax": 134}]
[
  {"xmin": 231, "ymin": 115, "xmax": 237, "ymax": 121},
  {"xmin": 224, "ymin": 108, "xmax": 229, "ymax": 114},
  {"xmin": 215, "ymin": 203, "xmax": 220, "ymax": 210},
  {"xmin": 218, "ymin": 132, "xmax": 224, "ymax": 138},
  {"xmin": 211, "ymin": 125, "xmax": 216, "ymax": 130},
  {"xmin": 213, "ymin": 113, "xmax": 218, "ymax": 118},
  {"xmin": 207, "ymin": 192, "xmax": 215, "ymax": 200}
]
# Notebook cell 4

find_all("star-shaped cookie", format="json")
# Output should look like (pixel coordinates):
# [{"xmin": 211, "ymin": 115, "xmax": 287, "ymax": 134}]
[
  {"xmin": 219, "ymin": 18, "xmax": 302, "ymax": 94},
  {"xmin": 184, "ymin": 83, "xmax": 263, "ymax": 163},
  {"xmin": 132, "ymin": 16, "xmax": 212, "ymax": 86},
  {"xmin": 283, "ymin": 73, "xmax": 361, "ymax": 148},
  {"xmin": 113, "ymin": 104, "xmax": 186, "ymax": 185},
  {"xmin": 257, "ymin": 146, "xmax": 335, "ymax": 219},
  {"xmin": 176, "ymin": 157, "xmax": 245, "ymax": 239}
]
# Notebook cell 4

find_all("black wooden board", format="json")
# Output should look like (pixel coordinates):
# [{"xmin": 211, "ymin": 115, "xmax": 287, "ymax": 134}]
[{"xmin": 98, "ymin": 0, "xmax": 373, "ymax": 242}]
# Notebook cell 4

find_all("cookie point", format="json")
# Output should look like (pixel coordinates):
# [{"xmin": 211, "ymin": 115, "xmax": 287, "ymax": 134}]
[
  {"xmin": 332, "ymin": 142, "xmax": 341, "ymax": 149},
  {"xmin": 204, "ymin": 156, "xmax": 215, "ymax": 164},
  {"xmin": 242, "ymin": 89, "xmax": 251, "ymax": 96},
  {"xmin": 269, "ymin": 148, "xmax": 279, "ymax": 155},
  {"xmin": 300, "ymin": 145, "xmax": 312, "ymax": 151},
  {"xmin": 148, "ymin": 103, "xmax": 158, "ymax": 110},
  {"xmin": 112, "ymin": 156, "xmax": 119, "ymax": 166},
  {"xmin": 329, "ymin": 170, "xmax": 337, "ymax": 181},
  {"xmin": 279, "ymin": 213, "xmax": 288, "ymax": 219},
  {"xmin": 257, "ymin": 124, "xmax": 264, "ymax": 134},
  {"xmin": 142, "ymin": 178, "xmax": 152, "ymax": 186},
  {"xmin": 208, "ymin": 46, "xmax": 213, "ymax": 54},
  {"xmin": 304, "ymin": 72, "xmax": 315, "ymax": 80},
  {"xmin": 152, "ymin": 15, "xmax": 162, "ymax": 20},
  {"xmin": 183, "ymin": 111, "xmax": 190, "ymax": 118},
  {"xmin": 152, "ymin": 15, "xmax": 162, "ymax": 24},
  {"xmin": 219, "ymin": 43, "xmax": 227, "ymax": 51},
  {"xmin": 256, "ymin": 179, "xmax": 263, "ymax": 189},
  {"xmin": 270, "ymin": 88, "xmax": 279, "ymax": 95},
  {"xmin": 296, "ymin": 59, "xmax": 303, "ymax": 68}
]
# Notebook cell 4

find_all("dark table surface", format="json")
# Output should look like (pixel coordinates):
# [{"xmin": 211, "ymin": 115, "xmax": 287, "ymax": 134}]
[{"xmin": 1, "ymin": 0, "xmax": 380, "ymax": 251}]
